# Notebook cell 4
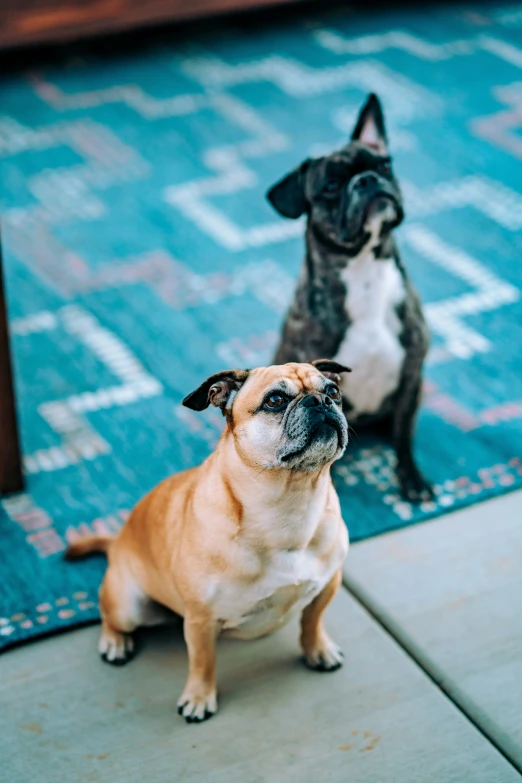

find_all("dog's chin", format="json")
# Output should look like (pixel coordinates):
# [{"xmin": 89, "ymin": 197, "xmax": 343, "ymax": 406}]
[{"xmin": 276, "ymin": 423, "xmax": 347, "ymax": 472}]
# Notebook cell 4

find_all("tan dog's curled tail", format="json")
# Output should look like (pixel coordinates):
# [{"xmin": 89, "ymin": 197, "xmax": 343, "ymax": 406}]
[{"xmin": 65, "ymin": 535, "xmax": 113, "ymax": 560}]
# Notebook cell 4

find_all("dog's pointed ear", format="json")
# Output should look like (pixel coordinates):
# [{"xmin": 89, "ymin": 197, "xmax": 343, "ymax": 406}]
[
  {"xmin": 351, "ymin": 93, "xmax": 388, "ymax": 156},
  {"xmin": 266, "ymin": 160, "xmax": 311, "ymax": 219},
  {"xmin": 312, "ymin": 359, "xmax": 352, "ymax": 385},
  {"xmin": 183, "ymin": 369, "xmax": 250, "ymax": 413}
]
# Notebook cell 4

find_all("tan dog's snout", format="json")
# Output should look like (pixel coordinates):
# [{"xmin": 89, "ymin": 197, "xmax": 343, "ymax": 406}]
[{"xmin": 276, "ymin": 369, "xmax": 350, "ymax": 470}]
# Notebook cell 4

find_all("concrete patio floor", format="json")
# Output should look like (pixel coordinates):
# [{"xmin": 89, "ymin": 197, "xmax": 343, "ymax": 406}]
[{"xmin": 2, "ymin": 491, "xmax": 521, "ymax": 782}]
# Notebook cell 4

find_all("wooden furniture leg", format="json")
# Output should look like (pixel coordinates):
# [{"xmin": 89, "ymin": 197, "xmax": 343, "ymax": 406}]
[{"xmin": 0, "ymin": 229, "xmax": 24, "ymax": 495}]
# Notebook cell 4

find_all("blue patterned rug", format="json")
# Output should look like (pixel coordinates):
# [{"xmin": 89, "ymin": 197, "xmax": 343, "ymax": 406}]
[{"xmin": 2, "ymin": 1, "xmax": 522, "ymax": 650}]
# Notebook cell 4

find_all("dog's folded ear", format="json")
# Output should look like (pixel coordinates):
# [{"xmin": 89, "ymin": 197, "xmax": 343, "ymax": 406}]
[
  {"xmin": 183, "ymin": 369, "xmax": 250, "ymax": 413},
  {"xmin": 266, "ymin": 160, "xmax": 310, "ymax": 219},
  {"xmin": 351, "ymin": 93, "xmax": 388, "ymax": 156},
  {"xmin": 312, "ymin": 359, "xmax": 352, "ymax": 385}
]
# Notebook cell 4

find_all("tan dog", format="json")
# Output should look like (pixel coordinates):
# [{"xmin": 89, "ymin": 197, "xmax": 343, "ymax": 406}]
[{"xmin": 66, "ymin": 360, "xmax": 351, "ymax": 722}]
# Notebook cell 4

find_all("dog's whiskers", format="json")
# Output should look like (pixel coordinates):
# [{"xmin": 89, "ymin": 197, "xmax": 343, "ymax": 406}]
[{"xmin": 347, "ymin": 424, "xmax": 359, "ymax": 442}]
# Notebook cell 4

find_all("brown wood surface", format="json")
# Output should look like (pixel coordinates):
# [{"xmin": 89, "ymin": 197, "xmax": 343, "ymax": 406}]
[
  {"xmin": 0, "ymin": 0, "xmax": 305, "ymax": 50},
  {"xmin": 0, "ymin": 230, "xmax": 24, "ymax": 496}
]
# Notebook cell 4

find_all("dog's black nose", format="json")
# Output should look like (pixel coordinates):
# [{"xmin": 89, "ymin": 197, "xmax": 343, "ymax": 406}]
[
  {"xmin": 302, "ymin": 393, "xmax": 333, "ymax": 409},
  {"xmin": 355, "ymin": 172, "xmax": 378, "ymax": 191},
  {"xmin": 301, "ymin": 393, "xmax": 323, "ymax": 408}
]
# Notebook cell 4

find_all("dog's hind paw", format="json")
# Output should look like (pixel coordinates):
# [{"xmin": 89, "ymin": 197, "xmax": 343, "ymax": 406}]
[
  {"xmin": 303, "ymin": 635, "xmax": 344, "ymax": 672},
  {"xmin": 98, "ymin": 630, "xmax": 135, "ymax": 666},
  {"xmin": 398, "ymin": 465, "xmax": 434, "ymax": 505},
  {"xmin": 177, "ymin": 689, "xmax": 218, "ymax": 723}
]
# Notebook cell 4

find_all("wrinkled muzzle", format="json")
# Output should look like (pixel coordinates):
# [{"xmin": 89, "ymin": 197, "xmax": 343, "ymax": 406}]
[{"xmin": 276, "ymin": 393, "xmax": 348, "ymax": 469}]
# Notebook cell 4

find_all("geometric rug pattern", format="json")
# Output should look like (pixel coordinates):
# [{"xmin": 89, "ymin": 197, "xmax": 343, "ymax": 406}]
[{"xmin": 1, "ymin": 1, "xmax": 522, "ymax": 648}]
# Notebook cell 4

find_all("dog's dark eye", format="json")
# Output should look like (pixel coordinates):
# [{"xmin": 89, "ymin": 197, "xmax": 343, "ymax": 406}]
[
  {"xmin": 323, "ymin": 178, "xmax": 342, "ymax": 196},
  {"xmin": 264, "ymin": 393, "xmax": 287, "ymax": 410},
  {"xmin": 377, "ymin": 161, "xmax": 391, "ymax": 176},
  {"xmin": 327, "ymin": 386, "xmax": 341, "ymax": 402}
]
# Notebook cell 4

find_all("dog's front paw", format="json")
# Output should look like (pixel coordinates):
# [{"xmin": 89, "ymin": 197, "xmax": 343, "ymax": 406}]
[
  {"xmin": 177, "ymin": 688, "xmax": 218, "ymax": 723},
  {"xmin": 303, "ymin": 634, "xmax": 344, "ymax": 672},
  {"xmin": 398, "ymin": 465, "xmax": 434, "ymax": 504},
  {"xmin": 98, "ymin": 630, "xmax": 135, "ymax": 666}
]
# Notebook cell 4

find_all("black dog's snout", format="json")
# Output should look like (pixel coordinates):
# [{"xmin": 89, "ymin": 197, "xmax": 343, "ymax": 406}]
[
  {"xmin": 354, "ymin": 172, "xmax": 378, "ymax": 191},
  {"xmin": 301, "ymin": 393, "xmax": 332, "ymax": 409}
]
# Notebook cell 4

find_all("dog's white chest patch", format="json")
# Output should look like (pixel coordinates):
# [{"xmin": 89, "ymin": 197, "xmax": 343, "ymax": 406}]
[
  {"xmin": 218, "ymin": 535, "xmax": 346, "ymax": 641},
  {"xmin": 334, "ymin": 251, "xmax": 406, "ymax": 418}
]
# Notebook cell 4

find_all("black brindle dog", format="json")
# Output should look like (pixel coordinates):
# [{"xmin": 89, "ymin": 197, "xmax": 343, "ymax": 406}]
[{"xmin": 267, "ymin": 93, "xmax": 433, "ymax": 503}]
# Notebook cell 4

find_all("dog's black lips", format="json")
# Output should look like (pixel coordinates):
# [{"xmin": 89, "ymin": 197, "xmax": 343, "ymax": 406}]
[
  {"xmin": 364, "ymin": 190, "xmax": 398, "ymax": 218},
  {"xmin": 337, "ymin": 190, "xmax": 400, "ymax": 249},
  {"xmin": 370, "ymin": 190, "xmax": 396, "ymax": 206}
]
